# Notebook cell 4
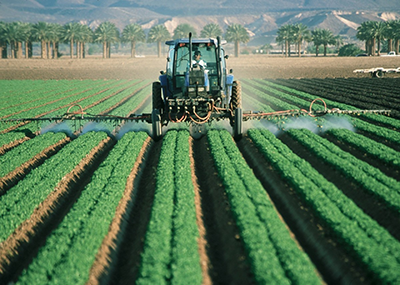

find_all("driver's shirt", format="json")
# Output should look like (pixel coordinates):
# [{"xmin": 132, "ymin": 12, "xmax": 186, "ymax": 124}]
[{"xmin": 191, "ymin": 59, "xmax": 207, "ymax": 69}]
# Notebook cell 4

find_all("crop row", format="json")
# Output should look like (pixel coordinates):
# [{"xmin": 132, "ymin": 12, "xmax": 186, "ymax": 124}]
[
  {"xmin": 0, "ymin": 80, "xmax": 148, "ymax": 149},
  {"xmin": 286, "ymin": 128, "xmax": 400, "ymax": 211},
  {"xmin": 0, "ymin": 131, "xmax": 108, "ymax": 243},
  {"xmin": 252, "ymin": 78, "xmax": 400, "ymax": 130},
  {"xmin": 247, "ymin": 128, "xmax": 400, "ymax": 283},
  {"xmin": 0, "ymin": 80, "xmax": 120, "ymax": 120},
  {"xmin": 16, "ymin": 131, "xmax": 148, "ymax": 285},
  {"xmin": 136, "ymin": 130, "xmax": 202, "ymax": 284},
  {"xmin": 242, "ymin": 80, "xmax": 400, "ymax": 145},
  {"xmin": 0, "ymin": 80, "xmax": 125, "ymax": 146},
  {"xmin": 0, "ymin": 80, "xmax": 98, "ymax": 108},
  {"xmin": 0, "ymin": 132, "xmax": 67, "ymax": 177},
  {"xmin": 282, "ymin": 78, "xmax": 400, "ymax": 109},
  {"xmin": 207, "ymin": 129, "xmax": 320, "ymax": 284},
  {"xmin": 273, "ymin": 78, "xmax": 400, "ymax": 120},
  {"xmin": 325, "ymin": 128, "xmax": 400, "ymax": 171}
]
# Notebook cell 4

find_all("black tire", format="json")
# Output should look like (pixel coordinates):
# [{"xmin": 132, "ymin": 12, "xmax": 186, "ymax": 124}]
[
  {"xmin": 230, "ymin": 80, "xmax": 242, "ymax": 110},
  {"xmin": 233, "ymin": 108, "xmax": 243, "ymax": 140},
  {"xmin": 229, "ymin": 80, "xmax": 242, "ymax": 127},
  {"xmin": 372, "ymin": 70, "xmax": 384, "ymax": 78},
  {"xmin": 152, "ymin": 81, "xmax": 163, "ymax": 110},
  {"xmin": 152, "ymin": 109, "xmax": 162, "ymax": 140}
]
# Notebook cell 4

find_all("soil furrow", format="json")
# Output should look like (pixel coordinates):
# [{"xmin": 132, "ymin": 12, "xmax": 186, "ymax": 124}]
[
  {"xmin": 109, "ymin": 139, "xmax": 162, "ymax": 284},
  {"xmin": 87, "ymin": 136, "xmax": 152, "ymax": 285},
  {"xmin": 0, "ymin": 136, "xmax": 115, "ymax": 284},
  {"xmin": 277, "ymin": 132, "xmax": 400, "ymax": 241},
  {"xmin": 322, "ymin": 132, "xmax": 400, "ymax": 181},
  {"xmin": 237, "ymin": 136, "xmax": 372, "ymax": 284},
  {"xmin": 0, "ymin": 136, "xmax": 72, "ymax": 196},
  {"xmin": 192, "ymin": 136, "xmax": 253, "ymax": 285},
  {"xmin": 189, "ymin": 136, "xmax": 211, "ymax": 285}
]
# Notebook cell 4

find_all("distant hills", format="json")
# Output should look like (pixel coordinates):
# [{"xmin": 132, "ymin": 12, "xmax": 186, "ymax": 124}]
[{"xmin": 1, "ymin": 0, "xmax": 400, "ymax": 45}]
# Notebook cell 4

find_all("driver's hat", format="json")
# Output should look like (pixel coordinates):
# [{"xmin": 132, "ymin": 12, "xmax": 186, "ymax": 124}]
[{"xmin": 194, "ymin": 50, "xmax": 202, "ymax": 56}]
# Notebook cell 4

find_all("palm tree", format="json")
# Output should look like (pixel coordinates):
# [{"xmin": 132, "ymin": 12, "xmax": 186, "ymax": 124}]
[
  {"xmin": 276, "ymin": 24, "xmax": 295, "ymax": 57},
  {"xmin": 94, "ymin": 21, "xmax": 120, "ymax": 58},
  {"xmin": 122, "ymin": 23, "xmax": 145, "ymax": 58},
  {"xmin": 320, "ymin": 29, "xmax": 336, "ymax": 56},
  {"xmin": 0, "ymin": 22, "xmax": 7, "ymax": 58},
  {"xmin": 311, "ymin": 29, "xmax": 323, "ymax": 56},
  {"xmin": 19, "ymin": 22, "xmax": 33, "ymax": 58},
  {"xmin": 64, "ymin": 22, "xmax": 82, "ymax": 58},
  {"xmin": 47, "ymin": 23, "xmax": 64, "ymax": 59},
  {"xmin": 73, "ymin": 24, "xmax": 92, "ymax": 59},
  {"xmin": 384, "ymin": 20, "xmax": 396, "ymax": 53},
  {"xmin": 200, "ymin": 23, "xmax": 223, "ymax": 38},
  {"xmin": 2, "ymin": 22, "xmax": 25, "ymax": 59},
  {"xmin": 371, "ymin": 21, "xmax": 387, "ymax": 56},
  {"xmin": 147, "ymin": 25, "xmax": 171, "ymax": 58},
  {"xmin": 356, "ymin": 21, "xmax": 374, "ymax": 55},
  {"xmin": 173, "ymin": 23, "xmax": 197, "ymax": 39},
  {"xmin": 79, "ymin": 25, "xmax": 93, "ymax": 59},
  {"xmin": 392, "ymin": 20, "xmax": 400, "ymax": 55},
  {"xmin": 224, "ymin": 24, "xmax": 250, "ymax": 57},
  {"xmin": 292, "ymin": 23, "xmax": 311, "ymax": 57},
  {"xmin": 32, "ymin": 22, "xmax": 49, "ymax": 59}
]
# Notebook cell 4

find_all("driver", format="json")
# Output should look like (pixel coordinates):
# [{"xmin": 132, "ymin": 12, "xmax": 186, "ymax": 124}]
[{"xmin": 192, "ymin": 50, "xmax": 207, "ymax": 70}]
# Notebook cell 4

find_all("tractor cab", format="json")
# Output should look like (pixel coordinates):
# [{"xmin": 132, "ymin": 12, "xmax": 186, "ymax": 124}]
[
  {"xmin": 151, "ymin": 33, "xmax": 242, "ymax": 140},
  {"xmin": 159, "ymin": 36, "xmax": 233, "ymax": 106}
]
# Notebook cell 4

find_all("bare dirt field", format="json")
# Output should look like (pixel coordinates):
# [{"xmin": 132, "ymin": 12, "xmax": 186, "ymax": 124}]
[{"xmin": 1, "ymin": 55, "xmax": 400, "ymax": 80}]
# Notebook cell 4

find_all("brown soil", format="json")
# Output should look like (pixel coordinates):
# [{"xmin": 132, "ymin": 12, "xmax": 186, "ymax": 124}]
[
  {"xmin": 0, "ymin": 137, "xmax": 114, "ymax": 283},
  {"xmin": 0, "ymin": 136, "xmax": 71, "ymax": 195},
  {"xmin": 191, "ymin": 136, "xmax": 253, "ymax": 285},
  {"xmin": 2, "ymin": 55, "xmax": 400, "ymax": 80},
  {"xmin": 87, "ymin": 136, "xmax": 151, "ymax": 285},
  {"xmin": 189, "ymin": 137, "xmax": 211, "ymax": 285},
  {"xmin": 237, "ymin": 136, "xmax": 372, "ymax": 284}
]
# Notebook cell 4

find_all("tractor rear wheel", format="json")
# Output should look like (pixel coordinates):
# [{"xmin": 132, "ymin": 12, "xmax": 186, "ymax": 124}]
[
  {"xmin": 233, "ymin": 108, "xmax": 243, "ymax": 140},
  {"xmin": 229, "ymin": 80, "xmax": 242, "ymax": 128},
  {"xmin": 152, "ymin": 81, "xmax": 163, "ymax": 110},
  {"xmin": 230, "ymin": 80, "xmax": 242, "ymax": 110},
  {"xmin": 152, "ymin": 109, "xmax": 162, "ymax": 141}
]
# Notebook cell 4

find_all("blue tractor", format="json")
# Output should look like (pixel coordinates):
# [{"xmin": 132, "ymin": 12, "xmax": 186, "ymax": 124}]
[{"xmin": 151, "ymin": 33, "xmax": 243, "ymax": 140}]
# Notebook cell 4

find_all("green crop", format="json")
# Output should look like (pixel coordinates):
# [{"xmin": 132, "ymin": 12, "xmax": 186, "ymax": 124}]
[{"xmin": 137, "ymin": 130, "xmax": 202, "ymax": 285}]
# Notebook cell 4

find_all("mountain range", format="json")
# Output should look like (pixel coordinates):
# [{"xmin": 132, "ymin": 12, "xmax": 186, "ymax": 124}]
[{"xmin": 1, "ymin": 0, "xmax": 399, "ymax": 45}]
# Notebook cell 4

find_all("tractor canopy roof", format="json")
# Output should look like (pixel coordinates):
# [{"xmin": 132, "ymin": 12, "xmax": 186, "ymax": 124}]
[{"xmin": 165, "ymin": 38, "xmax": 227, "ymax": 47}]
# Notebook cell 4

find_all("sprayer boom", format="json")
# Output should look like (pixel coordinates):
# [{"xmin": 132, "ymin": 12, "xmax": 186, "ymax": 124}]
[
  {"xmin": 242, "ymin": 108, "xmax": 391, "ymax": 121},
  {"xmin": 0, "ymin": 100, "xmax": 391, "ymax": 133}
]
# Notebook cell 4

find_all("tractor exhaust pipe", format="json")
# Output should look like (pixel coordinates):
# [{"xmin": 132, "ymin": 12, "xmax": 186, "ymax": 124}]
[{"xmin": 189, "ymin": 32, "xmax": 192, "ymax": 69}]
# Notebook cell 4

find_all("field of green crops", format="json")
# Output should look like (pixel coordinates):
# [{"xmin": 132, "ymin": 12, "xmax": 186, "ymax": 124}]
[{"xmin": 0, "ymin": 77, "xmax": 400, "ymax": 284}]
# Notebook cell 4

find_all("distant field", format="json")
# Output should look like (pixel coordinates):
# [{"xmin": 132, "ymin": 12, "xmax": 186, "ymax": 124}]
[
  {"xmin": 1, "ymin": 56, "xmax": 400, "ymax": 284},
  {"xmin": 1, "ymin": 55, "xmax": 400, "ymax": 80}
]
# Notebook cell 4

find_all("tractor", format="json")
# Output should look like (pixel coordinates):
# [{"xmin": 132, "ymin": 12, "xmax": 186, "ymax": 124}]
[{"xmin": 151, "ymin": 33, "xmax": 243, "ymax": 140}]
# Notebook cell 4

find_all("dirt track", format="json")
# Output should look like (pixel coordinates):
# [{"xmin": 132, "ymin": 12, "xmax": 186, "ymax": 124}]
[{"xmin": 1, "ymin": 55, "xmax": 400, "ymax": 80}]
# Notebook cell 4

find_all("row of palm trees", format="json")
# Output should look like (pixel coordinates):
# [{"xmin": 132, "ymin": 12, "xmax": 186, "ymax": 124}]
[
  {"xmin": 356, "ymin": 20, "xmax": 400, "ymax": 56},
  {"xmin": 276, "ymin": 23, "xmax": 340, "ymax": 57},
  {"xmin": 0, "ymin": 21, "xmax": 250, "ymax": 59}
]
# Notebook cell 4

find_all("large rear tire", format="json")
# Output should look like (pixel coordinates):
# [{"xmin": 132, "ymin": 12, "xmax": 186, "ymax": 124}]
[
  {"xmin": 233, "ymin": 108, "xmax": 243, "ymax": 140},
  {"xmin": 152, "ymin": 109, "xmax": 162, "ymax": 141},
  {"xmin": 229, "ymin": 81, "xmax": 242, "ymax": 132},
  {"xmin": 152, "ymin": 81, "xmax": 163, "ymax": 110},
  {"xmin": 230, "ymin": 80, "xmax": 242, "ymax": 110}
]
